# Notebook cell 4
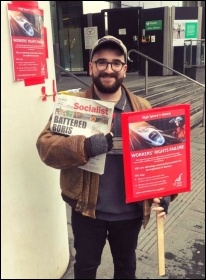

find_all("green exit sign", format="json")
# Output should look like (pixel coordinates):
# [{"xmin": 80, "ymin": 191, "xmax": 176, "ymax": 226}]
[{"xmin": 145, "ymin": 20, "xmax": 162, "ymax": 31}]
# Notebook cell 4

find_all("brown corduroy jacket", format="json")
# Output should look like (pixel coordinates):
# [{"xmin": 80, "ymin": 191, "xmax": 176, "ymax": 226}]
[{"xmin": 36, "ymin": 84, "xmax": 177, "ymax": 228}]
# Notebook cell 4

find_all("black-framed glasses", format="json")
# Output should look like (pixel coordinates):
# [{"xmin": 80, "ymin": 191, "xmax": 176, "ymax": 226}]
[{"xmin": 93, "ymin": 60, "xmax": 126, "ymax": 72}]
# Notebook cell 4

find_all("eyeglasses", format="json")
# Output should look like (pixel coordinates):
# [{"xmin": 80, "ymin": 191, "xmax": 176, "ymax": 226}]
[{"xmin": 93, "ymin": 60, "xmax": 126, "ymax": 72}]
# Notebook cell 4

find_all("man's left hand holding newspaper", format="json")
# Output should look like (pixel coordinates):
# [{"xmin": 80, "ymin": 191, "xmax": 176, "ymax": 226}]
[{"xmin": 84, "ymin": 132, "xmax": 113, "ymax": 159}]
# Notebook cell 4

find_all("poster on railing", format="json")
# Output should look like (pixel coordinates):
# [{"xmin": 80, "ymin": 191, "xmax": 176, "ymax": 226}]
[{"xmin": 121, "ymin": 104, "xmax": 191, "ymax": 203}]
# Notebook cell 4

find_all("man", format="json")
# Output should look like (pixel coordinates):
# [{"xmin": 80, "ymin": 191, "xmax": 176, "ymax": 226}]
[{"xmin": 36, "ymin": 35, "xmax": 176, "ymax": 279}]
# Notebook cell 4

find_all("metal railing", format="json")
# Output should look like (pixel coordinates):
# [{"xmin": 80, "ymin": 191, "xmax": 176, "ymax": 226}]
[
  {"xmin": 55, "ymin": 63, "xmax": 90, "ymax": 87},
  {"xmin": 128, "ymin": 49, "xmax": 205, "ymax": 127},
  {"xmin": 55, "ymin": 50, "xmax": 205, "ymax": 127},
  {"xmin": 183, "ymin": 39, "xmax": 205, "ymax": 73}
]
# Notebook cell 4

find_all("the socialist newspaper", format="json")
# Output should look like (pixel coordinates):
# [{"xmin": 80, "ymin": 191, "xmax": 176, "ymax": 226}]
[{"xmin": 50, "ymin": 94, "xmax": 115, "ymax": 175}]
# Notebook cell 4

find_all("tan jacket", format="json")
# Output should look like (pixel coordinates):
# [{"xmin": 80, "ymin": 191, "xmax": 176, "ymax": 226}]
[{"xmin": 36, "ymin": 84, "xmax": 177, "ymax": 228}]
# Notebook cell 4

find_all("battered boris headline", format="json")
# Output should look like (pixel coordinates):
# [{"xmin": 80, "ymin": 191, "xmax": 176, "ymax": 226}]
[
  {"xmin": 52, "ymin": 103, "xmax": 110, "ymax": 135},
  {"xmin": 50, "ymin": 93, "xmax": 115, "ymax": 175}
]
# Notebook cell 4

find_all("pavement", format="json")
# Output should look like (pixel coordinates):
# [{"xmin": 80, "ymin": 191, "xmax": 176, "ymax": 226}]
[{"xmin": 57, "ymin": 73, "xmax": 205, "ymax": 279}]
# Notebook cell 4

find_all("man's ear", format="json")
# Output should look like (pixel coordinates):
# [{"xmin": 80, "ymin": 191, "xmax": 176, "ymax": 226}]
[
  {"xmin": 89, "ymin": 62, "xmax": 92, "ymax": 76},
  {"xmin": 123, "ymin": 65, "xmax": 127, "ymax": 77}
]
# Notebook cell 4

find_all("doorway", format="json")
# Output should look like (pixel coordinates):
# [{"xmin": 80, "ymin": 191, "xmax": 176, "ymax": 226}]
[{"xmin": 57, "ymin": 1, "xmax": 84, "ymax": 71}]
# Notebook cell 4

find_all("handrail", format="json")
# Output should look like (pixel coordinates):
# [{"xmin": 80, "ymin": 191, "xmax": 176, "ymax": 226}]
[
  {"xmin": 128, "ymin": 49, "xmax": 205, "ymax": 88},
  {"xmin": 183, "ymin": 39, "xmax": 205, "ymax": 72},
  {"xmin": 184, "ymin": 39, "xmax": 205, "ymax": 42},
  {"xmin": 55, "ymin": 63, "xmax": 91, "ymax": 87},
  {"xmin": 55, "ymin": 51, "xmax": 205, "ymax": 127},
  {"xmin": 128, "ymin": 49, "xmax": 205, "ymax": 127}
]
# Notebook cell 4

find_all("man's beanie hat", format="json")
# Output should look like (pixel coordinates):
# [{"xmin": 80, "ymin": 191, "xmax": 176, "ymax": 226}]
[{"xmin": 90, "ymin": 35, "xmax": 127, "ymax": 61}]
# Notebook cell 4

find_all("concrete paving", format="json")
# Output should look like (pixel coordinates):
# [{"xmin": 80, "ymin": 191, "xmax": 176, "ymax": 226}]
[{"xmin": 57, "ymin": 74, "xmax": 205, "ymax": 279}]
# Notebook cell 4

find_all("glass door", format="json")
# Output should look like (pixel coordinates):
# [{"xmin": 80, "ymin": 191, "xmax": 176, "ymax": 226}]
[{"xmin": 57, "ymin": 1, "xmax": 84, "ymax": 71}]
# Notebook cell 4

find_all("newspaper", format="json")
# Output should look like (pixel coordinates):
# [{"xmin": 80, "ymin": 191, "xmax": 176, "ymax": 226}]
[{"xmin": 50, "ymin": 93, "xmax": 115, "ymax": 175}]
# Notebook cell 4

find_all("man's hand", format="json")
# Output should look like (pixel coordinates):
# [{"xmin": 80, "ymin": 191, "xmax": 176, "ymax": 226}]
[
  {"xmin": 84, "ymin": 132, "xmax": 113, "ymax": 158},
  {"xmin": 152, "ymin": 196, "xmax": 171, "ymax": 219},
  {"xmin": 105, "ymin": 132, "xmax": 113, "ymax": 151}
]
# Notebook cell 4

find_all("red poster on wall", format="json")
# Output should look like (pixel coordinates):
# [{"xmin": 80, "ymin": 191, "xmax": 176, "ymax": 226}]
[
  {"xmin": 121, "ymin": 104, "xmax": 191, "ymax": 203},
  {"xmin": 7, "ymin": 3, "xmax": 47, "ymax": 81}
]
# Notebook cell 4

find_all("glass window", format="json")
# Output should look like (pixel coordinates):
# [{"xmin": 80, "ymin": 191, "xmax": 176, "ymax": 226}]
[{"xmin": 57, "ymin": 1, "xmax": 84, "ymax": 71}]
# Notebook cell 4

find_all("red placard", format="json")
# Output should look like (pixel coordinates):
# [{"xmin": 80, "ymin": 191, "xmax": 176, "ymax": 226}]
[
  {"xmin": 11, "ymin": 1, "xmax": 39, "ymax": 7},
  {"xmin": 121, "ymin": 104, "xmax": 191, "ymax": 203}
]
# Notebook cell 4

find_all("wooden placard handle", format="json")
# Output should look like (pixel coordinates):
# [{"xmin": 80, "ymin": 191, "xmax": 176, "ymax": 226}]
[{"xmin": 156, "ymin": 212, "xmax": 165, "ymax": 276}]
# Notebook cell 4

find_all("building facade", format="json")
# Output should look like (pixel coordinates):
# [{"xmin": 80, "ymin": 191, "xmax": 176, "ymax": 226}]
[{"xmin": 50, "ymin": 1, "xmax": 204, "ymax": 73}]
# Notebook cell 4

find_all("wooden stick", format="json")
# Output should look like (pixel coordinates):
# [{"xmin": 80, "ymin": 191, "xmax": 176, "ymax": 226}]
[{"xmin": 156, "ymin": 212, "xmax": 165, "ymax": 276}]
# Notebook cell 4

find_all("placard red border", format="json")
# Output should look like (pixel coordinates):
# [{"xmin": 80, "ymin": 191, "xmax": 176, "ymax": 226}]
[{"xmin": 121, "ymin": 104, "xmax": 191, "ymax": 203}]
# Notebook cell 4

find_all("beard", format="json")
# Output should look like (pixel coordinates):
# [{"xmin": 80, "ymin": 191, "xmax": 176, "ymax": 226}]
[{"xmin": 92, "ymin": 72, "xmax": 124, "ymax": 94}]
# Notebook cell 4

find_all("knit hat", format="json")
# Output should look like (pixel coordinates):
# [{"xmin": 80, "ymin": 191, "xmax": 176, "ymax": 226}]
[{"xmin": 90, "ymin": 35, "xmax": 127, "ymax": 62}]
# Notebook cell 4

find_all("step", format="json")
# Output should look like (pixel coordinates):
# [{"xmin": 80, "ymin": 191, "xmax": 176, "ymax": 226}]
[
  {"xmin": 151, "ymin": 87, "xmax": 204, "ymax": 108},
  {"xmin": 190, "ymin": 110, "xmax": 204, "ymax": 129},
  {"xmin": 56, "ymin": 73, "xmax": 205, "ymax": 129},
  {"xmin": 131, "ymin": 78, "xmax": 190, "ymax": 96},
  {"xmin": 127, "ymin": 75, "xmax": 187, "ymax": 90}
]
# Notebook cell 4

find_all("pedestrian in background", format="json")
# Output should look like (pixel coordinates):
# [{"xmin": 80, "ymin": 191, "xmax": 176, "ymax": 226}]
[{"xmin": 36, "ymin": 35, "xmax": 177, "ymax": 279}]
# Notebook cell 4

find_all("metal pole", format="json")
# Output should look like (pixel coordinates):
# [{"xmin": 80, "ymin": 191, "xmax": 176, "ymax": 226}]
[
  {"xmin": 145, "ymin": 59, "xmax": 148, "ymax": 95},
  {"xmin": 87, "ymin": 13, "xmax": 93, "ymax": 61},
  {"xmin": 190, "ymin": 40, "xmax": 192, "ymax": 66},
  {"xmin": 203, "ymin": 90, "xmax": 205, "ymax": 127},
  {"xmin": 183, "ymin": 44, "xmax": 186, "ymax": 75}
]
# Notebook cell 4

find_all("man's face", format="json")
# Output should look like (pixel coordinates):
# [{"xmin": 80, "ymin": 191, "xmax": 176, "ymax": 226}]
[{"xmin": 89, "ymin": 48, "xmax": 127, "ymax": 94}]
